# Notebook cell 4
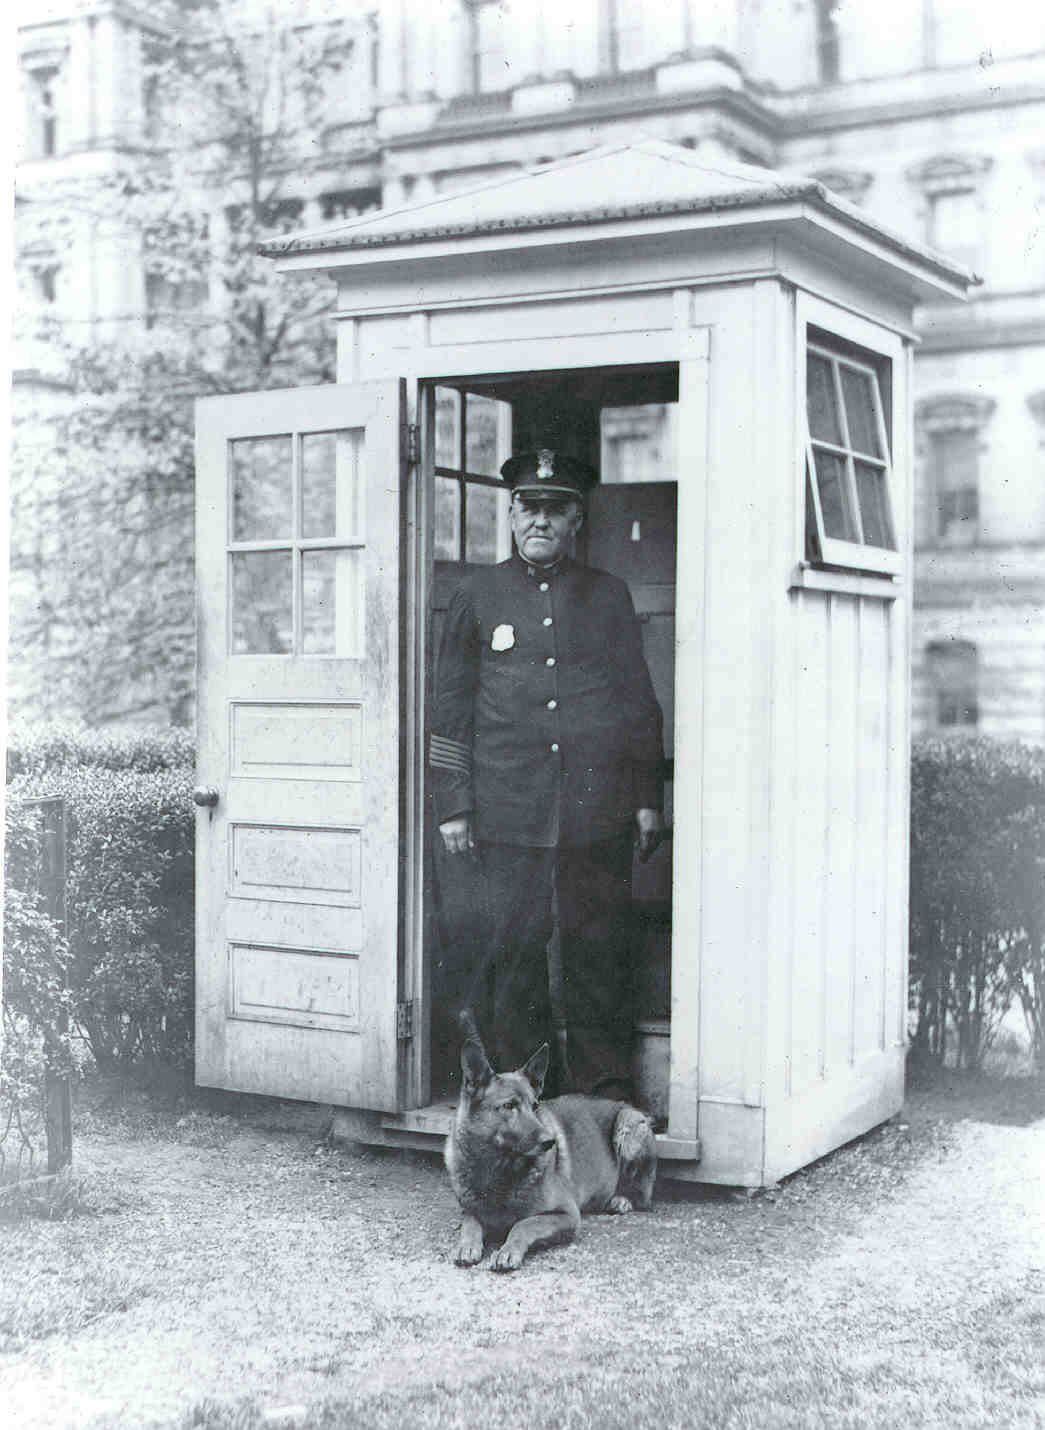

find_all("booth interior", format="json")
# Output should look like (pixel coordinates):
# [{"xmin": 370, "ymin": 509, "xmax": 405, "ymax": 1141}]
[{"xmin": 425, "ymin": 361, "xmax": 680, "ymax": 1108}]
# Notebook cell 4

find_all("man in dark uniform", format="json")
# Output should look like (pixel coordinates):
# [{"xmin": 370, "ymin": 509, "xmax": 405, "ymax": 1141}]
[{"xmin": 430, "ymin": 448, "xmax": 664, "ymax": 1096}]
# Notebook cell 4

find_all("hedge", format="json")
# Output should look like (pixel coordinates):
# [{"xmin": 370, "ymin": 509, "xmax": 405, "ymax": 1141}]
[
  {"xmin": 909, "ymin": 736, "xmax": 1045, "ymax": 1072},
  {"xmin": 6, "ymin": 724, "xmax": 1044, "ymax": 1085},
  {"xmin": 6, "ymin": 726, "xmax": 196, "ymax": 1074},
  {"xmin": 7, "ymin": 720, "xmax": 195, "ymax": 781}
]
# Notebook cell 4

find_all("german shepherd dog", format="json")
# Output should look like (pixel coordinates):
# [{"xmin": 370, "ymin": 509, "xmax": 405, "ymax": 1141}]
[{"xmin": 445, "ymin": 1018, "xmax": 657, "ymax": 1271}]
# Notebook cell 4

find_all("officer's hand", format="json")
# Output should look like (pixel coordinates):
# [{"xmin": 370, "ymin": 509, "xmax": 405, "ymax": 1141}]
[
  {"xmin": 635, "ymin": 809, "xmax": 664, "ymax": 863},
  {"xmin": 440, "ymin": 814, "xmax": 475, "ymax": 856}
]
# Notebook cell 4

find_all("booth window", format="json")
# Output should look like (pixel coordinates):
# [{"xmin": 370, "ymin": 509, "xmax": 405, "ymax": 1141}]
[
  {"xmin": 804, "ymin": 328, "xmax": 898, "ymax": 575},
  {"xmin": 927, "ymin": 639, "xmax": 979, "ymax": 731},
  {"xmin": 434, "ymin": 387, "xmax": 512, "ymax": 565}
]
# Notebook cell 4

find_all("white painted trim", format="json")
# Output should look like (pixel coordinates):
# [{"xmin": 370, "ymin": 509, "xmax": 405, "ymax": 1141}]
[
  {"xmin": 668, "ymin": 333, "xmax": 711, "ymax": 1150},
  {"xmin": 332, "ymin": 270, "xmax": 786, "ymax": 322},
  {"xmin": 796, "ymin": 290, "xmax": 907, "ymax": 581},
  {"xmin": 789, "ymin": 565, "xmax": 901, "ymax": 600}
]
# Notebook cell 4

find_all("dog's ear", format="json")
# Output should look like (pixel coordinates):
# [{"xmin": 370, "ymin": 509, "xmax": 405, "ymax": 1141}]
[
  {"xmin": 519, "ymin": 1043, "xmax": 550, "ymax": 1099},
  {"xmin": 460, "ymin": 1039, "xmax": 493, "ymax": 1098}
]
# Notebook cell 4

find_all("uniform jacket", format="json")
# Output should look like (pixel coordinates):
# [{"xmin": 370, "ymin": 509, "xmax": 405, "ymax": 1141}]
[{"xmin": 431, "ymin": 552, "xmax": 664, "ymax": 848}]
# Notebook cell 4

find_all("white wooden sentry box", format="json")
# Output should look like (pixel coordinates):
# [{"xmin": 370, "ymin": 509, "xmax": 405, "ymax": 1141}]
[{"xmin": 194, "ymin": 141, "xmax": 972, "ymax": 1186}]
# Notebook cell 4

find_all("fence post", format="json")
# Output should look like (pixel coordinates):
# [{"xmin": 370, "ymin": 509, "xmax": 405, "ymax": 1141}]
[{"xmin": 39, "ymin": 798, "xmax": 72, "ymax": 1174}]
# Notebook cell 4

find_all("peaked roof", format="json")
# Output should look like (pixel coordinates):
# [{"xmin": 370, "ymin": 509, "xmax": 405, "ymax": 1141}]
[{"xmin": 259, "ymin": 139, "xmax": 973, "ymax": 289}]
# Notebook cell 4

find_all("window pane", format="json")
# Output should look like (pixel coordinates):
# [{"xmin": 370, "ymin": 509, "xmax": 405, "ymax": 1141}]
[
  {"xmin": 813, "ymin": 448, "xmax": 856, "ymax": 541},
  {"xmin": 854, "ymin": 461, "xmax": 894, "ymax": 548},
  {"xmin": 231, "ymin": 551, "xmax": 292, "ymax": 654},
  {"xmin": 435, "ymin": 388, "xmax": 461, "ymax": 468},
  {"xmin": 465, "ymin": 393, "xmax": 508, "ymax": 477},
  {"xmin": 806, "ymin": 355, "xmax": 842, "ymax": 445},
  {"xmin": 600, "ymin": 405, "xmax": 675, "ymax": 483},
  {"xmin": 302, "ymin": 430, "xmax": 359, "ymax": 539},
  {"xmin": 302, "ymin": 549, "xmax": 361, "ymax": 657},
  {"xmin": 931, "ymin": 190, "xmax": 981, "ymax": 270},
  {"xmin": 465, "ymin": 484, "xmax": 511, "ymax": 564},
  {"xmin": 435, "ymin": 476, "xmax": 461, "ymax": 560},
  {"xmin": 928, "ymin": 640, "xmax": 979, "ymax": 729},
  {"xmin": 840, "ymin": 366, "xmax": 882, "ymax": 457},
  {"xmin": 231, "ymin": 436, "xmax": 292, "ymax": 539}
]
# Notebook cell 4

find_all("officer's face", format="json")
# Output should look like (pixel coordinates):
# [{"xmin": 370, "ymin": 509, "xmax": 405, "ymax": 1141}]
[{"xmin": 510, "ymin": 495, "xmax": 583, "ymax": 565}]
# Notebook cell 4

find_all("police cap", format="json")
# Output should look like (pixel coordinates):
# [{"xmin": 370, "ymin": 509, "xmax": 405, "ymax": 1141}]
[{"xmin": 501, "ymin": 449, "xmax": 597, "ymax": 502}]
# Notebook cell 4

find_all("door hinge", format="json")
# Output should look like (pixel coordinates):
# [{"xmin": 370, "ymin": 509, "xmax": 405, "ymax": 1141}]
[
  {"xmin": 405, "ymin": 424, "xmax": 421, "ymax": 467},
  {"xmin": 396, "ymin": 1000, "xmax": 416, "ymax": 1040}
]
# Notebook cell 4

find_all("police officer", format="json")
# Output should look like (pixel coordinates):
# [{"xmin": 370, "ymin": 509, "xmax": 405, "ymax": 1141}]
[{"xmin": 430, "ymin": 449, "xmax": 665, "ymax": 1096}]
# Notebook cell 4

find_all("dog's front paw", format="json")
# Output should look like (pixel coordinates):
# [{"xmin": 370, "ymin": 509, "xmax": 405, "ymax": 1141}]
[
  {"xmin": 489, "ymin": 1241, "xmax": 525, "ymax": 1272},
  {"xmin": 606, "ymin": 1194, "xmax": 633, "ymax": 1215},
  {"xmin": 454, "ymin": 1218, "xmax": 485, "ymax": 1266}
]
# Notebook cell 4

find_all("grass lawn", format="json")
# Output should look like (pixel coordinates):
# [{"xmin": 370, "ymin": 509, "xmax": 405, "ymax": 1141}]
[{"xmin": 1, "ymin": 1064, "xmax": 1042, "ymax": 1430}]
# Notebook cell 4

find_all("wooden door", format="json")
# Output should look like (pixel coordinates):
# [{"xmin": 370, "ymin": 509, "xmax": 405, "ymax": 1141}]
[{"xmin": 195, "ymin": 381, "xmax": 405, "ymax": 1111}]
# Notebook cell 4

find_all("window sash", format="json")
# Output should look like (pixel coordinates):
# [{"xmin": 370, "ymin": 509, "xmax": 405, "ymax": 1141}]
[
  {"xmin": 433, "ymin": 386, "xmax": 512, "ymax": 564},
  {"xmin": 805, "ymin": 342, "xmax": 900, "ymax": 576}
]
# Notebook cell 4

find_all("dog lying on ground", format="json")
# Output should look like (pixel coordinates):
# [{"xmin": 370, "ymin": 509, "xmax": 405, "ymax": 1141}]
[{"xmin": 444, "ymin": 1020, "xmax": 657, "ymax": 1271}]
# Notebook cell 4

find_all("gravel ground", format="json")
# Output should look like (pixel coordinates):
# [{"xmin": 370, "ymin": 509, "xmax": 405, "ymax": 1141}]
[{"xmin": 1, "ymin": 1076, "xmax": 1043, "ymax": 1430}]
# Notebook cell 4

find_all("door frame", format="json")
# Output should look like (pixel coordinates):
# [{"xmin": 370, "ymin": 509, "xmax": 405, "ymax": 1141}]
[{"xmin": 405, "ymin": 330, "xmax": 708, "ymax": 1155}]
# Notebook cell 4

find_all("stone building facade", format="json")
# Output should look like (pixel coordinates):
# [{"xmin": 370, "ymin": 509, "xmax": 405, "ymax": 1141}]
[{"xmin": 13, "ymin": 0, "xmax": 1045, "ymax": 738}]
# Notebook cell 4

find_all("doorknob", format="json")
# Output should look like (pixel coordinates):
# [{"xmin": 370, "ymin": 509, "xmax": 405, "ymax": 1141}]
[{"xmin": 193, "ymin": 786, "xmax": 220, "ymax": 808}]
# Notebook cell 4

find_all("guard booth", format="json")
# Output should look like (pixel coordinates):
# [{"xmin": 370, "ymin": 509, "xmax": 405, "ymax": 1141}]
[{"xmin": 194, "ymin": 141, "xmax": 971, "ymax": 1186}]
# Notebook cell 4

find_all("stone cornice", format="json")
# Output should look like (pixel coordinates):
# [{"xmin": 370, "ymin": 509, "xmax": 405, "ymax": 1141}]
[
  {"xmin": 914, "ymin": 392, "xmax": 997, "ymax": 432},
  {"xmin": 381, "ymin": 83, "xmax": 777, "ymax": 153},
  {"xmin": 906, "ymin": 152, "xmax": 993, "ymax": 195},
  {"xmin": 809, "ymin": 167, "xmax": 873, "ymax": 205}
]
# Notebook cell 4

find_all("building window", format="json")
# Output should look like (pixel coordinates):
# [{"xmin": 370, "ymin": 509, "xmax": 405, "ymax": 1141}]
[
  {"xmin": 32, "ymin": 264, "xmax": 60, "ymax": 304},
  {"xmin": 145, "ymin": 272, "xmax": 209, "ymax": 328},
  {"xmin": 600, "ymin": 406, "xmax": 675, "ymax": 484},
  {"xmin": 603, "ymin": 0, "xmax": 648, "ymax": 74},
  {"xmin": 814, "ymin": 0, "xmax": 841, "ymax": 83},
  {"xmin": 804, "ymin": 324, "xmax": 898, "ymax": 575},
  {"xmin": 319, "ymin": 188, "xmax": 382, "ymax": 222},
  {"xmin": 467, "ymin": 1, "xmax": 511, "ymax": 93},
  {"xmin": 26, "ymin": 65, "xmax": 60, "ymax": 159},
  {"xmin": 927, "ymin": 640, "xmax": 979, "ymax": 731},
  {"xmin": 433, "ymin": 387, "xmax": 513, "ymax": 564},
  {"xmin": 915, "ymin": 394, "xmax": 996, "ymax": 548},
  {"xmin": 907, "ymin": 154, "xmax": 992, "ymax": 274}
]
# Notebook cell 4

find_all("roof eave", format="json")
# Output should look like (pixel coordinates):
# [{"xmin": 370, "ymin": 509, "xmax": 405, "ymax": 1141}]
[{"xmin": 264, "ymin": 185, "xmax": 975, "ymax": 306}]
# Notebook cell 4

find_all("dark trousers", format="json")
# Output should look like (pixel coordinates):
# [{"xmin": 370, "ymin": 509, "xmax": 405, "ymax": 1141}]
[{"xmin": 465, "ymin": 832, "xmax": 635, "ymax": 1095}]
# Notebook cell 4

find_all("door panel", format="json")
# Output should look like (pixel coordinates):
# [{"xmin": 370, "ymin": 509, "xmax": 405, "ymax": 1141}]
[{"xmin": 195, "ymin": 380, "xmax": 404, "ymax": 1111}]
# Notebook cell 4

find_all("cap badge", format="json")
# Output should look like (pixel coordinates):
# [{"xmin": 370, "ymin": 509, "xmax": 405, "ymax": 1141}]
[
  {"xmin": 536, "ymin": 450, "xmax": 555, "ymax": 482},
  {"xmin": 491, "ymin": 624, "xmax": 515, "ymax": 652}
]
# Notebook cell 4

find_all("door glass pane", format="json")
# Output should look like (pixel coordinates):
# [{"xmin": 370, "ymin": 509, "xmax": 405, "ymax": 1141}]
[
  {"xmin": 465, "ymin": 393, "xmax": 509, "ymax": 477},
  {"xmin": 814, "ymin": 448, "xmax": 856, "ymax": 541},
  {"xmin": 855, "ymin": 460, "xmax": 894, "ymax": 548},
  {"xmin": 302, "ymin": 430, "xmax": 360, "ymax": 538},
  {"xmin": 231, "ymin": 551, "xmax": 292, "ymax": 653},
  {"xmin": 840, "ymin": 367, "xmax": 882, "ymax": 457},
  {"xmin": 465, "ymin": 484, "xmax": 511, "ymax": 564},
  {"xmin": 231, "ymin": 436, "xmax": 292, "ymax": 539},
  {"xmin": 435, "ymin": 476, "xmax": 461, "ymax": 560},
  {"xmin": 302, "ymin": 549, "xmax": 361, "ymax": 657},
  {"xmin": 806, "ymin": 355, "xmax": 842, "ymax": 445},
  {"xmin": 435, "ymin": 388, "xmax": 461, "ymax": 468}
]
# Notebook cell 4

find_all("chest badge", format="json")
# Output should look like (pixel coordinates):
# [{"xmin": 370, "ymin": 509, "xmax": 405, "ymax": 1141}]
[{"xmin": 491, "ymin": 624, "xmax": 515, "ymax": 652}]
